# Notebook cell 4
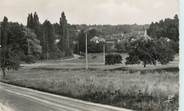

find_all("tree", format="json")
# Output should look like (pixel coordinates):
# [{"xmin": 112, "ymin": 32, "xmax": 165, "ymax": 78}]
[
  {"xmin": 77, "ymin": 30, "xmax": 86, "ymax": 53},
  {"xmin": 0, "ymin": 17, "xmax": 20, "ymax": 78},
  {"xmin": 154, "ymin": 38, "xmax": 175, "ymax": 64},
  {"xmin": 27, "ymin": 12, "xmax": 40, "ymax": 30},
  {"xmin": 42, "ymin": 20, "xmax": 62, "ymax": 59},
  {"xmin": 147, "ymin": 14, "xmax": 179, "ymax": 53},
  {"xmin": 23, "ymin": 27, "xmax": 42, "ymax": 59},
  {"xmin": 77, "ymin": 29, "xmax": 100, "ymax": 53},
  {"xmin": 125, "ymin": 38, "xmax": 157, "ymax": 67},
  {"xmin": 58, "ymin": 12, "xmax": 72, "ymax": 57},
  {"xmin": 125, "ymin": 35, "xmax": 175, "ymax": 67},
  {"xmin": 27, "ymin": 13, "xmax": 34, "ymax": 29},
  {"xmin": 33, "ymin": 12, "xmax": 40, "ymax": 27}
]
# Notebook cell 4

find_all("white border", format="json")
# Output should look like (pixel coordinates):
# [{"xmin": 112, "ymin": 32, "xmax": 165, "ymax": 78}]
[{"xmin": 179, "ymin": 0, "xmax": 183, "ymax": 111}]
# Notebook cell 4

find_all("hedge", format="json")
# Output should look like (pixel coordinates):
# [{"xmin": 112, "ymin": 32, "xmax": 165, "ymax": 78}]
[{"xmin": 105, "ymin": 54, "xmax": 122, "ymax": 65}]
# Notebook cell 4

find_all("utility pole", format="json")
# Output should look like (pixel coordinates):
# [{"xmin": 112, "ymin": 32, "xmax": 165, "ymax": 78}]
[
  {"xmin": 103, "ymin": 43, "xmax": 106, "ymax": 65},
  {"xmin": 85, "ymin": 32, "xmax": 88, "ymax": 70}
]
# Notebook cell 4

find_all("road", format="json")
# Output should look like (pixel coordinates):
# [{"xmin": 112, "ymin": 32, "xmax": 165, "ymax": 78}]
[
  {"xmin": 0, "ymin": 82, "xmax": 132, "ymax": 111},
  {"xmin": 21, "ymin": 54, "xmax": 81, "ymax": 67}
]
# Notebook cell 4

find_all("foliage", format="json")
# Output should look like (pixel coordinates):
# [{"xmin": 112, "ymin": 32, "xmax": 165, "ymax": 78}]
[
  {"xmin": 88, "ymin": 41, "xmax": 104, "ymax": 53},
  {"xmin": 154, "ymin": 38, "xmax": 175, "ymax": 64},
  {"xmin": 77, "ymin": 29, "xmax": 101, "ymax": 53},
  {"xmin": 0, "ymin": 17, "xmax": 20, "ymax": 78},
  {"xmin": 105, "ymin": 54, "xmax": 122, "ymax": 65},
  {"xmin": 42, "ymin": 20, "xmax": 62, "ymax": 59},
  {"xmin": 27, "ymin": 12, "xmax": 68, "ymax": 59},
  {"xmin": 23, "ymin": 27, "xmax": 42, "ymax": 57},
  {"xmin": 0, "ymin": 17, "xmax": 42, "ymax": 75},
  {"xmin": 27, "ymin": 12, "xmax": 40, "ymax": 30},
  {"xmin": 74, "ymin": 24, "xmax": 149, "ymax": 37},
  {"xmin": 22, "ymin": 55, "xmax": 36, "ymax": 64},
  {"xmin": 125, "ymin": 37, "xmax": 175, "ymax": 67},
  {"xmin": 115, "ymin": 40, "xmax": 128, "ymax": 53},
  {"xmin": 77, "ymin": 30, "xmax": 86, "ymax": 53},
  {"xmin": 126, "ymin": 38, "xmax": 157, "ymax": 67},
  {"xmin": 58, "ymin": 12, "xmax": 72, "ymax": 57},
  {"xmin": 7, "ymin": 22, "xmax": 41, "ymax": 62},
  {"xmin": 147, "ymin": 14, "xmax": 179, "ymax": 52}
]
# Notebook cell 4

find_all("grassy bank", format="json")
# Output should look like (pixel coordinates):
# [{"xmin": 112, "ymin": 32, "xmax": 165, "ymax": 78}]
[{"xmin": 1, "ymin": 66, "xmax": 179, "ymax": 111}]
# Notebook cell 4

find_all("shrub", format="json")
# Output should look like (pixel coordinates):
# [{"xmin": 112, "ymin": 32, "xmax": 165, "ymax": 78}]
[
  {"xmin": 23, "ymin": 55, "xmax": 36, "ymax": 64},
  {"xmin": 105, "ymin": 54, "xmax": 122, "ymax": 65}
]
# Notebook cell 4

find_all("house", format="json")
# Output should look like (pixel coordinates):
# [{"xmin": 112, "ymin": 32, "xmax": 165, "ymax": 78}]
[{"xmin": 90, "ymin": 36, "xmax": 105, "ymax": 43}]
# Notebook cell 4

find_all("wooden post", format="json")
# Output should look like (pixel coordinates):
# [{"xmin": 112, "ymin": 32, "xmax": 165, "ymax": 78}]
[
  {"xmin": 85, "ymin": 33, "xmax": 88, "ymax": 70},
  {"xmin": 103, "ymin": 44, "xmax": 106, "ymax": 65}
]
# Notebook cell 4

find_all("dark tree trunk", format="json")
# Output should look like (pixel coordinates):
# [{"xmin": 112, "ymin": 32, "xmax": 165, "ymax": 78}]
[
  {"xmin": 143, "ymin": 63, "xmax": 146, "ymax": 68},
  {"xmin": 2, "ymin": 68, "xmax": 6, "ymax": 79}
]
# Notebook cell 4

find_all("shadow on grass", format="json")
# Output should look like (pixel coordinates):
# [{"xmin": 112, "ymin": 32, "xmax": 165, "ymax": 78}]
[{"xmin": 32, "ymin": 66, "xmax": 179, "ymax": 74}]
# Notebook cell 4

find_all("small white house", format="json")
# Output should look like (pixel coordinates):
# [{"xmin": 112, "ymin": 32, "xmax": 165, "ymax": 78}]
[{"xmin": 90, "ymin": 36, "xmax": 105, "ymax": 44}]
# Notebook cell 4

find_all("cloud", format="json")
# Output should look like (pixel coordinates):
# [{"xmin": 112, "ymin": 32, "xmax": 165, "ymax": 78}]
[{"xmin": 0, "ymin": 0, "xmax": 179, "ymax": 25}]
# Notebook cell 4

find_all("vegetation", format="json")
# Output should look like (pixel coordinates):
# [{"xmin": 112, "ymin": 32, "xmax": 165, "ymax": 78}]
[
  {"xmin": 0, "ymin": 12, "xmax": 73, "ymax": 64},
  {"xmin": 42, "ymin": 20, "xmax": 62, "ymax": 59},
  {"xmin": 77, "ymin": 29, "xmax": 102, "ymax": 53},
  {"xmin": 0, "ymin": 17, "xmax": 20, "ymax": 78},
  {"xmin": 147, "ymin": 14, "xmax": 179, "ymax": 52},
  {"xmin": 73, "ymin": 24, "xmax": 149, "ymax": 36},
  {"xmin": 0, "ymin": 16, "xmax": 41, "ymax": 78},
  {"xmin": 105, "ymin": 54, "xmax": 122, "ymax": 65},
  {"xmin": 0, "ymin": 12, "xmax": 179, "ymax": 111},
  {"xmin": 58, "ymin": 12, "xmax": 72, "ymax": 57},
  {"xmin": 1, "ymin": 65, "xmax": 178, "ymax": 111},
  {"xmin": 27, "ymin": 12, "xmax": 73, "ymax": 59},
  {"xmin": 125, "ymin": 37, "xmax": 176, "ymax": 67}
]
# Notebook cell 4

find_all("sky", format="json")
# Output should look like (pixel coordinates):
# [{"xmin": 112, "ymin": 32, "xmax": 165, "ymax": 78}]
[{"xmin": 0, "ymin": 0, "xmax": 179, "ymax": 25}]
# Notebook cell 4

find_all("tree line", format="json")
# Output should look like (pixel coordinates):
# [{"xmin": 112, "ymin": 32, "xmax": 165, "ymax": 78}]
[
  {"xmin": 147, "ymin": 15, "xmax": 179, "ymax": 52},
  {"xmin": 0, "ymin": 12, "xmax": 73, "ymax": 78},
  {"xmin": 0, "ymin": 13, "xmax": 179, "ymax": 77}
]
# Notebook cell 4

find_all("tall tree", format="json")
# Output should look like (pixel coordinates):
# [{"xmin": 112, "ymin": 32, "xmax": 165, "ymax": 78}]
[
  {"xmin": 23, "ymin": 27, "xmax": 42, "ymax": 58},
  {"xmin": 58, "ymin": 12, "xmax": 72, "ymax": 57},
  {"xmin": 26, "ymin": 12, "xmax": 44, "ymax": 59},
  {"xmin": 27, "ymin": 12, "xmax": 42, "ymax": 40},
  {"xmin": 33, "ymin": 12, "xmax": 40, "ymax": 27},
  {"xmin": 27, "ymin": 13, "xmax": 34, "ymax": 29},
  {"xmin": 42, "ymin": 20, "xmax": 61, "ymax": 59},
  {"xmin": 0, "ymin": 17, "xmax": 20, "ymax": 78},
  {"xmin": 27, "ymin": 12, "xmax": 40, "ymax": 30}
]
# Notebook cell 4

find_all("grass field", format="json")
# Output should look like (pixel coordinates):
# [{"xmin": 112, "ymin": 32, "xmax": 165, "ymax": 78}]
[{"xmin": 0, "ymin": 53, "xmax": 179, "ymax": 111}]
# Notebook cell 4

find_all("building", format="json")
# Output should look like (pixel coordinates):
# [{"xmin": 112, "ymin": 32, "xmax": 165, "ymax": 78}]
[{"xmin": 90, "ymin": 36, "xmax": 105, "ymax": 43}]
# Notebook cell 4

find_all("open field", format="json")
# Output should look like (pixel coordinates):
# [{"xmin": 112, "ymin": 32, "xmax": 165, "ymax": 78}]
[
  {"xmin": 21, "ymin": 53, "xmax": 178, "ymax": 71},
  {"xmin": 0, "ymin": 53, "xmax": 179, "ymax": 111}
]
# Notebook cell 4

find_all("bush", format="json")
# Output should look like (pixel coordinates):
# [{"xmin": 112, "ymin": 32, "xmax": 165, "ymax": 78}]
[
  {"xmin": 105, "ymin": 54, "xmax": 122, "ymax": 65},
  {"xmin": 23, "ymin": 55, "xmax": 36, "ymax": 64}
]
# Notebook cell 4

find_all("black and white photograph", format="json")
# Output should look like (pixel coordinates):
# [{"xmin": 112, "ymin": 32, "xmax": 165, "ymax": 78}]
[{"xmin": 0, "ymin": 0, "xmax": 180, "ymax": 111}]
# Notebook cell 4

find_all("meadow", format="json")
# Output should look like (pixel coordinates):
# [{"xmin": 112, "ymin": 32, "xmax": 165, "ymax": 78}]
[{"xmin": 1, "ymin": 53, "xmax": 179, "ymax": 111}]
